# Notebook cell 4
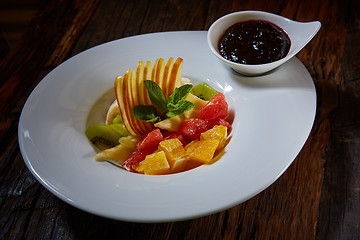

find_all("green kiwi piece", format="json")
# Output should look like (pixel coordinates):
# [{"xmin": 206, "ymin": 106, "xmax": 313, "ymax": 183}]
[
  {"xmin": 85, "ymin": 124, "xmax": 130, "ymax": 149},
  {"xmin": 112, "ymin": 114, "xmax": 123, "ymax": 124},
  {"xmin": 191, "ymin": 82, "xmax": 218, "ymax": 101}
]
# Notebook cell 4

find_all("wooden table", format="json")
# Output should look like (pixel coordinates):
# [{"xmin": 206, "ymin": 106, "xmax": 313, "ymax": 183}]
[{"xmin": 1, "ymin": 0, "xmax": 359, "ymax": 239}]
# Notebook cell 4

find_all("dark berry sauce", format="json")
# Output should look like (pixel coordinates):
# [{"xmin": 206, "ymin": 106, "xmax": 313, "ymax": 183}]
[{"xmin": 218, "ymin": 20, "xmax": 291, "ymax": 65}]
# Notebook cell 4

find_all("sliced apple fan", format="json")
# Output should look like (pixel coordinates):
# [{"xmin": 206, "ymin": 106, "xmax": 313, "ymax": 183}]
[{"xmin": 114, "ymin": 57, "xmax": 183, "ymax": 136}]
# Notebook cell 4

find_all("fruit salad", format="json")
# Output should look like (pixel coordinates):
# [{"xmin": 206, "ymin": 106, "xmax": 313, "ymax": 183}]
[{"xmin": 85, "ymin": 57, "xmax": 232, "ymax": 175}]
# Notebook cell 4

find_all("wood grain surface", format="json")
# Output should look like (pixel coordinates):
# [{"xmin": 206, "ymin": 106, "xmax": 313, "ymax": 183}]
[{"xmin": 0, "ymin": 0, "xmax": 359, "ymax": 239}]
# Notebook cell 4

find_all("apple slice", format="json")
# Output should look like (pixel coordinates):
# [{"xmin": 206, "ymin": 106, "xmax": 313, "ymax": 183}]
[
  {"xmin": 152, "ymin": 58, "xmax": 165, "ymax": 97},
  {"xmin": 154, "ymin": 114, "xmax": 185, "ymax": 132},
  {"xmin": 133, "ymin": 61, "xmax": 154, "ymax": 134},
  {"xmin": 94, "ymin": 143, "xmax": 134, "ymax": 164},
  {"xmin": 169, "ymin": 57, "xmax": 183, "ymax": 91},
  {"xmin": 115, "ymin": 73, "xmax": 134, "ymax": 135},
  {"xmin": 183, "ymin": 93, "xmax": 208, "ymax": 119},
  {"xmin": 114, "ymin": 57, "xmax": 184, "ymax": 136},
  {"xmin": 115, "ymin": 68, "xmax": 151, "ymax": 136},
  {"xmin": 163, "ymin": 58, "xmax": 174, "ymax": 97}
]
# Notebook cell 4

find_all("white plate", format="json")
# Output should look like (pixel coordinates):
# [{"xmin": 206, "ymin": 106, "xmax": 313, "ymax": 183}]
[{"xmin": 18, "ymin": 31, "xmax": 316, "ymax": 222}]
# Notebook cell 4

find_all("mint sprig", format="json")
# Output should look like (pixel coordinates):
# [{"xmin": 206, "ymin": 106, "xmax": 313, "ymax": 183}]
[
  {"xmin": 143, "ymin": 80, "xmax": 168, "ymax": 113},
  {"xmin": 132, "ymin": 105, "xmax": 163, "ymax": 122},
  {"xmin": 132, "ymin": 80, "xmax": 194, "ymax": 122},
  {"xmin": 166, "ymin": 100, "xmax": 194, "ymax": 118}
]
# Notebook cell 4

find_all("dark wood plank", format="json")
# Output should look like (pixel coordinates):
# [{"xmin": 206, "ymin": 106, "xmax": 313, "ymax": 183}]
[
  {"xmin": 0, "ymin": 0, "xmax": 99, "ymax": 146},
  {"xmin": 71, "ymin": 0, "xmax": 134, "ymax": 55},
  {"xmin": 315, "ymin": 0, "xmax": 360, "ymax": 239},
  {"xmin": 0, "ymin": 1, "xmax": 99, "ymax": 239}
]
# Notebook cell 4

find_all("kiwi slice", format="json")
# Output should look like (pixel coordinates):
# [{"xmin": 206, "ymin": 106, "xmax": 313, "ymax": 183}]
[
  {"xmin": 112, "ymin": 114, "xmax": 123, "ymax": 124},
  {"xmin": 191, "ymin": 82, "xmax": 218, "ymax": 101},
  {"xmin": 85, "ymin": 124, "xmax": 130, "ymax": 149}
]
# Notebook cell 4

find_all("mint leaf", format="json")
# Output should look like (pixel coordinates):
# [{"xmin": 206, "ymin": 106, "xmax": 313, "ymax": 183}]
[
  {"xmin": 132, "ymin": 105, "xmax": 162, "ymax": 122},
  {"xmin": 133, "ymin": 81, "xmax": 195, "ymax": 122},
  {"xmin": 144, "ymin": 80, "xmax": 167, "ymax": 113},
  {"xmin": 166, "ymin": 100, "xmax": 195, "ymax": 118},
  {"xmin": 167, "ymin": 84, "xmax": 193, "ymax": 106}
]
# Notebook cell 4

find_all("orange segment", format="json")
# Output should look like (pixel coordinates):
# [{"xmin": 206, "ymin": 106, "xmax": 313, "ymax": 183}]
[
  {"xmin": 143, "ymin": 151, "xmax": 170, "ymax": 175},
  {"xmin": 133, "ymin": 160, "xmax": 145, "ymax": 174},
  {"xmin": 170, "ymin": 158, "xmax": 189, "ymax": 173},
  {"xmin": 158, "ymin": 138, "xmax": 188, "ymax": 172},
  {"xmin": 185, "ymin": 139, "xmax": 220, "ymax": 163},
  {"xmin": 158, "ymin": 138, "xmax": 186, "ymax": 159},
  {"xmin": 200, "ymin": 125, "xmax": 228, "ymax": 150}
]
